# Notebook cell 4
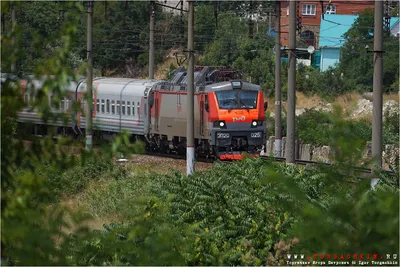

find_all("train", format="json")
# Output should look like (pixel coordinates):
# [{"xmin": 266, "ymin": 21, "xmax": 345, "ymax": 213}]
[{"xmin": 5, "ymin": 66, "xmax": 268, "ymax": 160}]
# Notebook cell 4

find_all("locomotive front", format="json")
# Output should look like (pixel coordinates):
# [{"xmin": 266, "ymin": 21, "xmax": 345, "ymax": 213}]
[{"xmin": 206, "ymin": 80, "xmax": 267, "ymax": 160}]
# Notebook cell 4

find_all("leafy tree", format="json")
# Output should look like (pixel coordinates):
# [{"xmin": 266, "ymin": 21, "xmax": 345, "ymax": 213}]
[
  {"xmin": 340, "ymin": 8, "xmax": 399, "ymax": 93},
  {"xmin": 195, "ymin": 4, "xmax": 216, "ymax": 53}
]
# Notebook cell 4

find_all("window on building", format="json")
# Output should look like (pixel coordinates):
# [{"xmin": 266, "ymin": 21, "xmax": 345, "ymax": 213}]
[
  {"xmin": 101, "ymin": 99, "xmax": 105, "ymax": 113},
  {"xmin": 127, "ymin": 101, "xmax": 131, "ymax": 115},
  {"xmin": 324, "ymin": 5, "xmax": 336, "ymax": 14},
  {"xmin": 302, "ymin": 4, "xmax": 316, "ymax": 16}
]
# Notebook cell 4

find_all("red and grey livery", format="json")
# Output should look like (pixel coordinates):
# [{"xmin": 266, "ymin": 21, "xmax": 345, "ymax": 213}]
[{"xmin": 6, "ymin": 66, "xmax": 268, "ymax": 160}]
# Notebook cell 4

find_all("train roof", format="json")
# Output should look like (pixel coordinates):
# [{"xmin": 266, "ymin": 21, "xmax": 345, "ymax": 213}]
[
  {"xmin": 77, "ymin": 77, "xmax": 167, "ymax": 97},
  {"xmin": 203, "ymin": 80, "xmax": 261, "ymax": 92}
]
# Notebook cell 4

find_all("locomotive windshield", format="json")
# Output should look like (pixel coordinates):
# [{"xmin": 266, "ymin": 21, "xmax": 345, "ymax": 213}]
[{"xmin": 215, "ymin": 90, "xmax": 258, "ymax": 109}]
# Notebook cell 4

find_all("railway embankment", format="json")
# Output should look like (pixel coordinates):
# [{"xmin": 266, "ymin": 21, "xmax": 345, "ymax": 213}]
[{"xmin": 262, "ymin": 137, "xmax": 399, "ymax": 170}]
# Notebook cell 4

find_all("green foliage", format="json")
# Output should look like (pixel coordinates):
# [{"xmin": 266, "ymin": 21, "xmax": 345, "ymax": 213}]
[
  {"xmin": 340, "ymin": 8, "xmax": 399, "ymax": 93},
  {"xmin": 67, "ymin": 199, "xmax": 193, "ymax": 266},
  {"xmin": 1, "ymin": 1, "xmax": 143, "ymax": 264},
  {"xmin": 201, "ymin": 12, "xmax": 247, "ymax": 66},
  {"xmin": 383, "ymin": 109, "xmax": 400, "ymax": 146},
  {"xmin": 275, "ymin": 9, "xmax": 399, "ymax": 98},
  {"xmin": 147, "ymin": 159, "xmax": 297, "ymax": 266},
  {"xmin": 31, "ymin": 154, "xmax": 123, "ymax": 202},
  {"xmin": 78, "ymin": 171, "xmax": 148, "ymax": 220},
  {"xmin": 2, "ymin": 2, "xmax": 399, "ymax": 265},
  {"xmin": 295, "ymin": 108, "xmax": 372, "ymax": 147},
  {"xmin": 267, "ymin": 107, "xmax": 393, "ymax": 147},
  {"xmin": 266, "ymin": 163, "xmax": 399, "ymax": 258},
  {"xmin": 296, "ymin": 109, "xmax": 332, "ymax": 145}
]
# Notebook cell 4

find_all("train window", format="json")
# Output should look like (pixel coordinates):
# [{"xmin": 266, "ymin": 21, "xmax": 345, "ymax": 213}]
[
  {"xmin": 122, "ymin": 101, "xmax": 126, "ymax": 115},
  {"xmin": 239, "ymin": 91, "xmax": 257, "ymax": 109},
  {"xmin": 132, "ymin": 102, "xmax": 135, "ymax": 116},
  {"xmin": 111, "ymin": 100, "xmax": 115, "ymax": 114},
  {"xmin": 96, "ymin": 99, "xmax": 100, "ymax": 113},
  {"xmin": 127, "ymin": 101, "xmax": 131, "ymax": 115},
  {"xmin": 117, "ymin": 101, "xmax": 120, "ymax": 115},
  {"xmin": 215, "ymin": 90, "xmax": 258, "ymax": 109},
  {"xmin": 61, "ymin": 99, "xmax": 65, "ymax": 111},
  {"xmin": 101, "ymin": 99, "xmax": 105, "ymax": 113},
  {"xmin": 137, "ymin": 101, "xmax": 140, "ymax": 115},
  {"xmin": 24, "ymin": 94, "xmax": 29, "ymax": 104},
  {"xmin": 107, "ymin": 100, "xmax": 110, "ymax": 113}
]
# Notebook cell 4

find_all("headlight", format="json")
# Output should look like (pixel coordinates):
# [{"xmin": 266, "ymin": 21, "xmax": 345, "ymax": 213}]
[
  {"xmin": 251, "ymin": 120, "xmax": 263, "ymax": 128},
  {"xmin": 213, "ymin": 120, "xmax": 226, "ymax": 128},
  {"xmin": 217, "ymin": 132, "xmax": 230, "ymax": 139}
]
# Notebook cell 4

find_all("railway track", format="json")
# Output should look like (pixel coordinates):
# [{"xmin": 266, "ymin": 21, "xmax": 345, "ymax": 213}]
[
  {"xmin": 140, "ymin": 153, "xmax": 396, "ymax": 177},
  {"xmin": 260, "ymin": 155, "xmax": 396, "ymax": 176},
  {"xmin": 17, "ymin": 136, "xmax": 396, "ymax": 177}
]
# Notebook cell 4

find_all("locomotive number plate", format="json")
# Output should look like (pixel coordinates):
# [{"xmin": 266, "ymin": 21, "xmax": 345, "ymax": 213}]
[
  {"xmin": 250, "ymin": 132, "xmax": 262, "ymax": 138},
  {"xmin": 217, "ymin": 133, "xmax": 230, "ymax": 139}
]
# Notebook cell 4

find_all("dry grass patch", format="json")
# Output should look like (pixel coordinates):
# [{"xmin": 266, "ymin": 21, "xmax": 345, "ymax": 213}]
[
  {"xmin": 383, "ymin": 93, "xmax": 400, "ymax": 102},
  {"xmin": 333, "ymin": 92, "xmax": 361, "ymax": 111}
]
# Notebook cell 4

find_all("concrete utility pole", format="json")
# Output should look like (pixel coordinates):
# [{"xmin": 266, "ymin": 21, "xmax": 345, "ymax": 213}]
[
  {"xmin": 274, "ymin": 1, "xmax": 282, "ymax": 157},
  {"xmin": 86, "ymin": 0, "xmax": 93, "ymax": 151},
  {"xmin": 371, "ymin": 0, "xmax": 384, "ymax": 189},
  {"xmin": 186, "ymin": 0, "xmax": 195, "ymax": 175},
  {"xmin": 181, "ymin": 0, "xmax": 184, "ymax": 44},
  {"xmin": 286, "ymin": 0, "xmax": 296, "ymax": 163},
  {"xmin": 149, "ymin": 1, "xmax": 155, "ymax": 79},
  {"xmin": 11, "ymin": 5, "xmax": 16, "ymax": 73}
]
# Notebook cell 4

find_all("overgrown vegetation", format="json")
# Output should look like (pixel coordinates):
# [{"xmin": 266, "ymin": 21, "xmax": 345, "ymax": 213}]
[
  {"xmin": 266, "ymin": 107, "xmax": 399, "ymax": 147},
  {"xmin": 2, "ymin": 2, "xmax": 398, "ymax": 97},
  {"xmin": 200, "ymin": 8, "xmax": 399, "ymax": 98},
  {"xmin": 2, "ymin": 1, "xmax": 399, "ymax": 266}
]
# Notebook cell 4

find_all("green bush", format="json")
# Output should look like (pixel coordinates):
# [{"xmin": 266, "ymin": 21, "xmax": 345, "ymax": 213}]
[
  {"xmin": 296, "ymin": 109, "xmax": 332, "ymax": 145},
  {"xmin": 383, "ymin": 109, "xmax": 400, "ymax": 146}
]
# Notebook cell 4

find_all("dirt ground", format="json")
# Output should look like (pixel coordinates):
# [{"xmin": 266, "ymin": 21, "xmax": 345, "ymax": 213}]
[{"xmin": 127, "ymin": 154, "xmax": 213, "ymax": 174}]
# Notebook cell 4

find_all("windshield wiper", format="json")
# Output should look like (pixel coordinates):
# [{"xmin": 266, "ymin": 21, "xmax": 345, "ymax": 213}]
[{"xmin": 240, "ymin": 100, "xmax": 250, "ymax": 112}]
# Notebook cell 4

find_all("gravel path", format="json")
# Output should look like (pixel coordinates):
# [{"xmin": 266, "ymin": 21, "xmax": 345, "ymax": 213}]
[{"xmin": 127, "ymin": 154, "xmax": 214, "ymax": 174}]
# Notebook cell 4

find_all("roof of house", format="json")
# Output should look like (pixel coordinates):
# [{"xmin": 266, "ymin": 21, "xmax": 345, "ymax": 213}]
[{"xmin": 319, "ymin": 15, "xmax": 400, "ymax": 48}]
